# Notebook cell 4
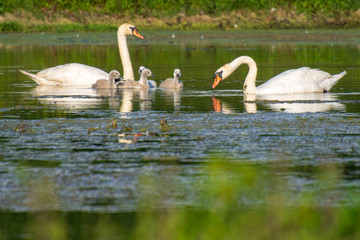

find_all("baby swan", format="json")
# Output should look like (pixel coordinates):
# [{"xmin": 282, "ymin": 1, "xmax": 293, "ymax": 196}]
[
  {"xmin": 92, "ymin": 70, "xmax": 122, "ymax": 89},
  {"xmin": 117, "ymin": 68, "xmax": 154, "ymax": 89},
  {"xmin": 159, "ymin": 69, "xmax": 183, "ymax": 89},
  {"xmin": 138, "ymin": 66, "xmax": 145, "ymax": 75},
  {"xmin": 138, "ymin": 68, "xmax": 154, "ymax": 88},
  {"xmin": 139, "ymin": 65, "xmax": 157, "ymax": 88}
]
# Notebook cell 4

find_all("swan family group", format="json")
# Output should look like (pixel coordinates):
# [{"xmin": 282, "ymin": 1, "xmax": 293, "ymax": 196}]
[{"xmin": 20, "ymin": 23, "xmax": 346, "ymax": 95}]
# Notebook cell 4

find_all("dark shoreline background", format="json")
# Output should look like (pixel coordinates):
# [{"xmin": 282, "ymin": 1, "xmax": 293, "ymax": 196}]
[{"xmin": 1, "ymin": 0, "xmax": 360, "ymax": 32}]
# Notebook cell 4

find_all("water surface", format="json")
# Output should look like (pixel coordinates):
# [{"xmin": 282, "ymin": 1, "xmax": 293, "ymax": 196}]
[{"xmin": 0, "ymin": 30, "xmax": 360, "ymax": 216}]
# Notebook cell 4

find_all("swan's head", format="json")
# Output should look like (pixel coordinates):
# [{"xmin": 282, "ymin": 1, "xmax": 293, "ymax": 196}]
[
  {"xmin": 212, "ymin": 64, "xmax": 229, "ymax": 89},
  {"xmin": 142, "ymin": 69, "xmax": 154, "ymax": 78},
  {"xmin": 138, "ymin": 66, "xmax": 146, "ymax": 75},
  {"xmin": 109, "ymin": 70, "xmax": 123, "ymax": 83},
  {"xmin": 174, "ymin": 68, "xmax": 181, "ymax": 78},
  {"xmin": 119, "ymin": 23, "xmax": 144, "ymax": 39},
  {"xmin": 212, "ymin": 64, "xmax": 234, "ymax": 89}
]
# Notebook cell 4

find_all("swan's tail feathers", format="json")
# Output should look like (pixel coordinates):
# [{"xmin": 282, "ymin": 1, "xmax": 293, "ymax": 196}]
[
  {"xmin": 321, "ymin": 70, "xmax": 347, "ymax": 92},
  {"xmin": 19, "ymin": 70, "xmax": 43, "ymax": 85},
  {"xmin": 19, "ymin": 70, "xmax": 59, "ymax": 86}
]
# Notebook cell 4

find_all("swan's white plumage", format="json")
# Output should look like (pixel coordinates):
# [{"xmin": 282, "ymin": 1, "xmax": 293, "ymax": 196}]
[
  {"xmin": 20, "ymin": 63, "xmax": 109, "ymax": 86},
  {"xmin": 212, "ymin": 56, "xmax": 346, "ymax": 95},
  {"xmin": 20, "ymin": 23, "xmax": 143, "ymax": 87}
]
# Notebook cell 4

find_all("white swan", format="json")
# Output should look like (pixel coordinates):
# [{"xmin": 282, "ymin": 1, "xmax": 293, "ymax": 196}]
[
  {"xmin": 159, "ymin": 69, "xmax": 183, "ymax": 89},
  {"xmin": 19, "ymin": 23, "xmax": 144, "ymax": 87},
  {"xmin": 212, "ymin": 56, "xmax": 347, "ymax": 94},
  {"xmin": 92, "ymin": 70, "xmax": 122, "ymax": 89}
]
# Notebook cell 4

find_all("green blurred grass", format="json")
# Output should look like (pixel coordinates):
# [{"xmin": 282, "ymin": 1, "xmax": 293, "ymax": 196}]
[{"xmin": 1, "ymin": 156, "xmax": 360, "ymax": 240}]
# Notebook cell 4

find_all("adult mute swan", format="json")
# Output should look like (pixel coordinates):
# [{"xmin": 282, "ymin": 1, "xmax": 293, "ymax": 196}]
[
  {"xmin": 159, "ymin": 69, "xmax": 183, "ymax": 89},
  {"xmin": 92, "ymin": 70, "xmax": 122, "ymax": 89},
  {"xmin": 19, "ymin": 23, "xmax": 144, "ymax": 87},
  {"xmin": 212, "ymin": 56, "xmax": 347, "ymax": 94}
]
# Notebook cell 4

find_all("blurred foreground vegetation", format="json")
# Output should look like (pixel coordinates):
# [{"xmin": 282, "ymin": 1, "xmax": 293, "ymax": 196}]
[
  {"xmin": 0, "ymin": 0, "xmax": 360, "ymax": 31},
  {"xmin": 1, "ymin": 157, "xmax": 360, "ymax": 240}
]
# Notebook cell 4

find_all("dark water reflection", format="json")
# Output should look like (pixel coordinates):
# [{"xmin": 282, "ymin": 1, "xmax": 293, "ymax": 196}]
[{"xmin": 0, "ymin": 30, "xmax": 360, "ymax": 220}]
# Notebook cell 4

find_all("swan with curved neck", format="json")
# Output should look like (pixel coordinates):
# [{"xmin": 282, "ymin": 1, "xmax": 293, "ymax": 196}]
[
  {"xmin": 159, "ymin": 69, "xmax": 183, "ymax": 89},
  {"xmin": 19, "ymin": 23, "xmax": 143, "ymax": 87},
  {"xmin": 212, "ymin": 56, "xmax": 346, "ymax": 95}
]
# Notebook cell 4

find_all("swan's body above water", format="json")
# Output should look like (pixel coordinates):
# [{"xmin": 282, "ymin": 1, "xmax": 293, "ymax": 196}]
[
  {"xmin": 212, "ymin": 56, "xmax": 346, "ymax": 95},
  {"xmin": 19, "ymin": 63, "xmax": 109, "ymax": 87},
  {"xmin": 19, "ymin": 23, "xmax": 143, "ymax": 87},
  {"xmin": 159, "ymin": 69, "xmax": 183, "ymax": 89}
]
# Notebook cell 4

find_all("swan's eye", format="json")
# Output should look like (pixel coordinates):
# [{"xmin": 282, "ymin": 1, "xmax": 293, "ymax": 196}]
[
  {"xmin": 213, "ymin": 70, "xmax": 223, "ymax": 80},
  {"xmin": 130, "ymin": 26, "xmax": 144, "ymax": 39}
]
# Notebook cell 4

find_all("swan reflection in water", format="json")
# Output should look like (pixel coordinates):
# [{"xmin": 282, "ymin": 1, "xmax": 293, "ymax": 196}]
[
  {"xmin": 31, "ymin": 86, "xmax": 155, "ymax": 111},
  {"xmin": 117, "ymin": 88, "xmax": 155, "ymax": 113},
  {"xmin": 31, "ymin": 86, "xmax": 112, "ymax": 109},
  {"xmin": 213, "ymin": 93, "xmax": 345, "ymax": 113},
  {"xmin": 212, "ymin": 96, "xmax": 238, "ymax": 114},
  {"xmin": 159, "ymin": 88, "xmax": 182, "ymax": 111}
]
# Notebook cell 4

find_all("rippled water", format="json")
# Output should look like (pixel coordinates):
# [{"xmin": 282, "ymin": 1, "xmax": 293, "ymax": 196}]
[{"xmin": 0, "ymin": 30, "xmax": 360, "ymax": 216}]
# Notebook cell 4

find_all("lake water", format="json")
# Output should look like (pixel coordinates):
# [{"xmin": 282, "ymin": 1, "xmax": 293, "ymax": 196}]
[{"xmin": 0, "ymin": 29, "xmax": 360, "ymax": 238}]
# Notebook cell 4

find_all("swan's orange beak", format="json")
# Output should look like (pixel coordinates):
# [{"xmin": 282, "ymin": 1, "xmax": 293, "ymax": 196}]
[
  {"xmin": 212, "ymin": 71, "xmax": 223, "ymax": 89},
  {"xmin": 133, "ymin": 28, "xmax": 144, "ymax": 39}
]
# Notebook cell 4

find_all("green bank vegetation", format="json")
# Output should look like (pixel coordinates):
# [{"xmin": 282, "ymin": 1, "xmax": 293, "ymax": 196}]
[
  {"xmin": 0, "ymin": 0, "xmax": 360, "ymax": 32},
  {"xmin": 1, "ymin": 157, "xmax": 360, "ymax": 239}
]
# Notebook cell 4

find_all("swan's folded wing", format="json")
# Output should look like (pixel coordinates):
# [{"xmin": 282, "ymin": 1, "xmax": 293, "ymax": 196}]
[
  {"xmin": 36, "ymin": 63, "xmax": 109, "ymax": 86},
  {"xmin": 257, "ymin": 67, "xmax": 330, "ymax": 94}
]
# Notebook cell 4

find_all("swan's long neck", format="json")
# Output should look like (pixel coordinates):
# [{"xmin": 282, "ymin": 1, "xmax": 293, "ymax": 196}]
[
  {"xmin": 117, "ymin": 30, "xmax": 134, "ymax": 81},
  {"xmin": 230, "ymin": 56, "xmax": 258, "ymax": 94}
]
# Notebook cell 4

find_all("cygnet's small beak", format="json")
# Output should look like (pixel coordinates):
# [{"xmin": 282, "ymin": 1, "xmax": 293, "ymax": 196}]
[
  {"xmin": 114, "ymin": 75, "xmax": 124, "ymax": 83},
  {"xmin": 212, "ymin": 71, "xmax": 223, "ymax": 89}
]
